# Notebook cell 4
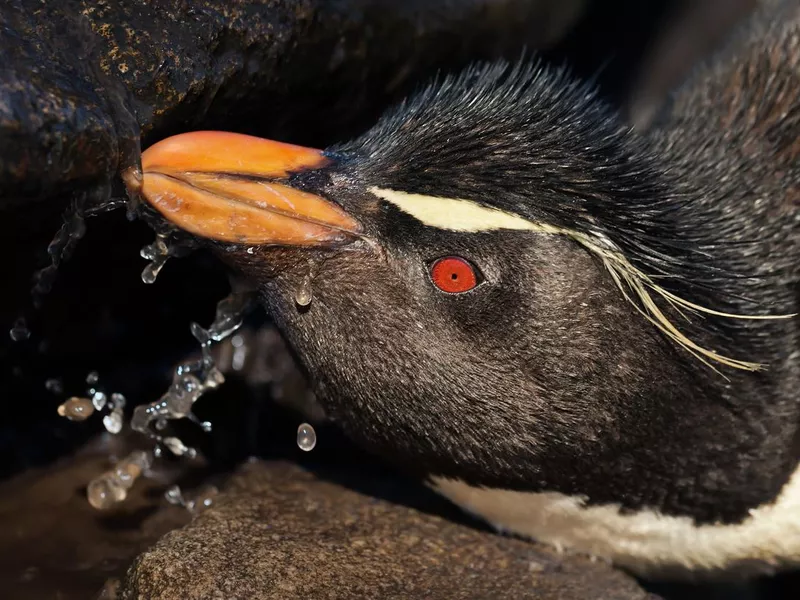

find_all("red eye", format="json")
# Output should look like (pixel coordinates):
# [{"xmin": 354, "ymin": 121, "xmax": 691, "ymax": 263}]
[{"xmin": 430, "ymin": 257, "xmax": 480, "ymax": 294}]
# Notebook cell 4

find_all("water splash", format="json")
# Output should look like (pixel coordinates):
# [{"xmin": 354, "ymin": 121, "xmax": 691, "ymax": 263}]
[
  {"xmin": 87, "ymin": 450, "xmax": 152, "ymax": 510},
  {"xmin": 130, "ymin": 291, "xmax": 256, "ymax": 446},
  {"xmin": 297, "ymin": 423, "xmax": 317, "ymax": 451}
]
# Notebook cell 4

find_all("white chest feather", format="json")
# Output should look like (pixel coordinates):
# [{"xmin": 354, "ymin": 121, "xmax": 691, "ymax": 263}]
[{"xmin": 431, "ymin": 464, "xmax": 800, "ymax": 579}]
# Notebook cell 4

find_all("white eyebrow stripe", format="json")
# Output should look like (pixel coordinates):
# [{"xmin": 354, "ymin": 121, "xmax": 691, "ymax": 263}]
[{"xmin": 368, "ymin": 186, "xmax": 556, "ymax": 233}]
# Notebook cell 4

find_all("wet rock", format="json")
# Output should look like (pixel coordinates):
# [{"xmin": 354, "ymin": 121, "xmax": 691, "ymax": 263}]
[
  {"xmin": 0, "ymin": 0, "xmax": 586, "ymax": 203},
  {"xmin": 121, "ymin": 460, "xmax": 657, "ymax": 600}
]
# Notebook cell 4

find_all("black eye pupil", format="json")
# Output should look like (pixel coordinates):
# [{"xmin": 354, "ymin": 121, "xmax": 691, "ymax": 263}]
[{"xmin": 451, "ymin": 273, "xmax": 458, "ymax": 280}]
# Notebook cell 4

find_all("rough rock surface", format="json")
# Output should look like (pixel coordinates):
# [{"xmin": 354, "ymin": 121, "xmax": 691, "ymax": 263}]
[
  {"xmin": 0, "ymin": 0, "xmax": 584, "ymax": 202},
  {"xmin": 121, "ymin": 460, "xmax": 657, "ymax": 600}
]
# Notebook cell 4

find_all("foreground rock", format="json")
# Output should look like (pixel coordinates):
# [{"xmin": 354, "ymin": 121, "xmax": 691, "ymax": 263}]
[
  {"xmin": 0, "ymin": 434, "xmax": 194, "ymax": 600},
  {"xmin": 121, "ymin": 460, "xmax": 656, "ymax": 600}
]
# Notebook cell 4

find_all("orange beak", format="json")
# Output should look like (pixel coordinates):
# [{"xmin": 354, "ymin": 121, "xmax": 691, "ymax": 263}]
[{"xmin": 128, "ymin": 131, "xmax": 361, "ymax": 246}]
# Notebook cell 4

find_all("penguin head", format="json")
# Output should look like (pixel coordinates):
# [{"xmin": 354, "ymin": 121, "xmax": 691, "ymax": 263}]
[{"xmin": 131, "ymin": 61, "xmax": 789, "ymax": 521}]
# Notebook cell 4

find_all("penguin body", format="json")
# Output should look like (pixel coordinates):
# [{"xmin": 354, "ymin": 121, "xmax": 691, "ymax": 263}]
[{"xmin": 131, "ymin": 0, "xmax": 799, "ymax": 578}]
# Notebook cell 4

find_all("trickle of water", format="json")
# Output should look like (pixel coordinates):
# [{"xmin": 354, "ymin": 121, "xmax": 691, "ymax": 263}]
[
  {"xmin": 207, "ymin": 293, "xmax": 256, "ymax": 342},
  {"xmin": 57, "ymin": 397, "xmax": 95, "ymax": 421},
  {"xmin": 9, "ymin": 317, "xmax": 30, "ymax": 342},
  {"xmin": 130, "ymin": 291, "xmax": 255, "ymax": 445},
  {"xmin": 86, "ymin": 371, "xmax": 100, "ymax": 385},
  {"xmin": 103, "ymin": 408, "xmax": 124, "ymax": 434},
  {"xmin": 294, "ymin": 276, "xmax": 313, "ymax": 307},
  {"xmin": 87, "ymin": 450, "xmax": 152, "ymax": 510},
  {"xmin": 140, "ymin": 233, "xmax": 171, "ymax": 284},
  {"xmin": 44, "ymin": 378, "xmax": 64, "ymax": 395},
  {"xmin": 31, "ymin": 206, "xmax": 87, "ymax": 307},
  {"xmin": 297, "ymin": 423, "xmax": 317, "ymax": 451}
]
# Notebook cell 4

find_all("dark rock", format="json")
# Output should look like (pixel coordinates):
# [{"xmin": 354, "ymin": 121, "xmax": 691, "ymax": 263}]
[
  {"xmin": 0, "ymin": 0, "xmax": 585, "ymax": 203},
  {"xmin": 121, "ymin": 460, "xmax": 656, "ymax": 600}
]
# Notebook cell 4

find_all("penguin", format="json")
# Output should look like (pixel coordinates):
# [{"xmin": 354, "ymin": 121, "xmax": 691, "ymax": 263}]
[{"xmin": 125, "ymin": 0, "xmax": 799, "ymax": 579}]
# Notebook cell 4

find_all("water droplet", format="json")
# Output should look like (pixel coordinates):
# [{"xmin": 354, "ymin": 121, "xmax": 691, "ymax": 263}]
[
  {"xmin": 154, "ymin": 418, "xmax": 168, "ymax": 431},
  {"xmin": 87, "ymin": 477, "xmax": 126, "ymax": 510},
  {"xmin": 294, "ymin": 277, "xmax": 313, "ymax": 307},
  {"xmin": 110, "ymin": 393, "xmax": 126, "ymax": 409},
  {"xmin": 86, "ymin": 371, "xmax": 100, "ymax": 385},
  {"xmin": 189, "ymin": 485, "xmax": 218, "ymax": 515},
  {"xmin": 103, "ymin": 408, "xmax": 124, "ymax": 434},
  {"xmin": 44, "ymin": 378, "xmax": 63, "ymax": 395},
  {"xmin": 163, "ymin": 436, "xmax": 189, "ymax": 456},
  {"xmin": 57, "ymin": 397, "xmax": 95, "ymax": 421},
  {"xmin": 205, "ymin": 367, "xmax": 225, "ymax": 388},
  {"xmin": 246, "ymin": 247, "xmax": 255, "ymax": 255},
  {"xmin": 141, "ymin": 262, "xmax": 163, "ymax": 284},
  {"xmin": 201, "ymin": 421, "xmax": 213, "ymax": 433},
  {"xmin": 297, "ymin": 423, "xmax": 317, "ymax": 451},
  {"xmin": 231, "ymin": 334, "xmax": 247, "ymax": 371},
  {"xmin": 164, "ymin": 485, "xmax": 184, "ymax": 505},
  {"xmin": 153, "ymin": 445, "xmax": 163, "ymax": 459},
  {"xmin": 91, "ymin": 391, "xmax": 108, "ymax": 411},
  {"xmin": 86, "ymin": 451, "xmax": 151, "ymax": 510},
  {"xmin": 9, "ymin": 318, "xmax": 30, "ymax": 342}
]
